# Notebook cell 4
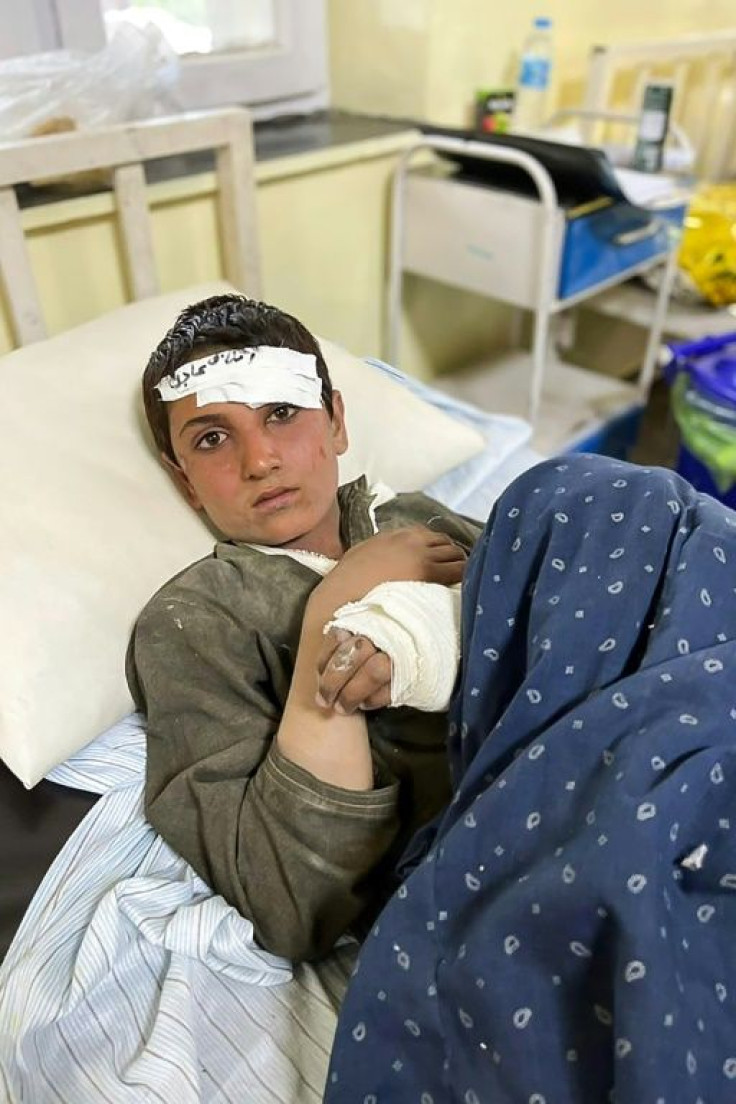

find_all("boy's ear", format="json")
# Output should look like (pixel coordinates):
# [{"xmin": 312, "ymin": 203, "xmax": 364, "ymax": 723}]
[
  {"xmin": 160, "ymin": 453, "xmax": 202, "ymax": 511},
  {"xmin": 330, "ymin": 390, "xmax": 349, "ymax": 457}
]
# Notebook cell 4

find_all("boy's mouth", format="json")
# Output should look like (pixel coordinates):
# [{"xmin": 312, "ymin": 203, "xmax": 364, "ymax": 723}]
[{"xmin": 253, "ymin": 486, "xmax": 298, "ymax": 511}]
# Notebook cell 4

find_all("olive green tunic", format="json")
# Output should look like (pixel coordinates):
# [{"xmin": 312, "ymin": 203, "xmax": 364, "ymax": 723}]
[{"xmin": 127, "ymin": 478, "xmax": 481, "ymax": 961}]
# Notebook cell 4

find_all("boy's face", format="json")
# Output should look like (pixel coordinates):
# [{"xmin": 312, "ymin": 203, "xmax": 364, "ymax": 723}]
[{"xmin": 165, "ymin": 393, "xmax": 349, "ymax": 556}]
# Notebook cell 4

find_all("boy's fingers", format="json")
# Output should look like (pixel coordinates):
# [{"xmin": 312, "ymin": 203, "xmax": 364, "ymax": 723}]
[
  {"xmin": 359, "ymin": 684, "xmax": 392, "ymax": 711},
  {"xmin": 334, "ymin": 652, "xmax": 392, "ymax": 715},
  {"xmin": 429, "ymin": 543, "xmax": 467, "ymax": 562},
  {"xmin": 316, "ymin": 628, "xmax": 352, "ymax": 676},
  {"xmin": 423, "ymin": 529, "xmax": 456, "ymax": 544},
  {"xmin": 317, "ymin": 634, "xmax": 375, "ymax": 707},
  {"xmin": 427, "ymin": 560, "xmax": 466, "ymax": 586}
]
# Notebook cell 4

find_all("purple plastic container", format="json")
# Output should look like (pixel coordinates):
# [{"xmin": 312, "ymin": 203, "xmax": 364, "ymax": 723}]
[{"xmin": 664, "ymin": 332, "xmax": 736, "ymax": 507}]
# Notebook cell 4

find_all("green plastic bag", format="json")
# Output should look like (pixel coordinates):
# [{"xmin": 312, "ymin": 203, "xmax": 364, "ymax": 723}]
[{"xmin": 671, "ymin": 373, "xmax": 736, "ymax": 495}]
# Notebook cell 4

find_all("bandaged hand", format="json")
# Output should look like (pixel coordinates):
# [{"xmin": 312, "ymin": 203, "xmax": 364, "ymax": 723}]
[
  {"xmin": 316, "ymin": 629, "xmax": 392, "ymax": 715},
  {"xmin": 307, "ymin": 526, "xmax": 467, "ymax": 627},
  {"xmin": 324, "ymin": 580, "xmax": 463, "ymax": 713}
]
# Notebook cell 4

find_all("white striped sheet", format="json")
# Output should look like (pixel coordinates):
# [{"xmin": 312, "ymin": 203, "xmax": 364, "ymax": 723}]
[
  {"xmin": 215, "ymin": 972, "xmax": 328, "ymax": 1099},
  {"xmin": 297, "ymin": 943, "xmax": 355, "ymax": 1011},
  {"xmin": 0, "ymin": 713, "xmax": 355, "ymax": 1102},
  {"xmin": 46, "ymin": 713, "xmax": 148, "ymax": 794},
  {"xmin": 168, "ymin": 974, "xmax": 242, "ymax": 1099},
  {"xmin": 204, "ymin": 970, "xmax": 319, "ymax": 1090},
  {"xmin": 268, "ymin": 984, "xmax": 334, "ymax": 1060}
]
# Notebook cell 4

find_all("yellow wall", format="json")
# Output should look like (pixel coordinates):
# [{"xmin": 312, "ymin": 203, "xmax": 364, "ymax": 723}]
[
  {"xmin": 329, "ymin": 1, "xmax": 431, "ymax": 121},
  {"xmin": 329, "ymin": 0, "xmax": 736, "ymax": 126},
  {"xmin": 257, "ymin": 152, "xmax": 397, "ymax": 358},
  {"xmin": 6, "ymin": 5, "xmax": 734, "ymax": 381}
]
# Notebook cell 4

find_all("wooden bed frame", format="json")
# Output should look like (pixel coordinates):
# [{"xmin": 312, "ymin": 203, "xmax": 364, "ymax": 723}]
[{"xmin": 0, "ymin": 107, "xmax": 261, "ymax": 347}]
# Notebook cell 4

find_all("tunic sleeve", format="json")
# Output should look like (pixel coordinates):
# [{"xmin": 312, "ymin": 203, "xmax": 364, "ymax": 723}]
[{"xmin": 128, "ymin": 582, "xmax": 401, "ymax": 962}]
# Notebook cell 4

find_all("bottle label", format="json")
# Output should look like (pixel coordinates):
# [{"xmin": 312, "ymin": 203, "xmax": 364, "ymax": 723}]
[{"xmin": 519, "ymin": 56, "xmax": 550, "ymax": 90}]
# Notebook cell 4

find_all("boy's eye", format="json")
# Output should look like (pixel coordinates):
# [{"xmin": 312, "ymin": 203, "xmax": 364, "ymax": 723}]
[
  {"xmin": 267, "ymin": 404, "xmax": 299, "ymax": 423},
  {"xmin": 195, "ymin": 429, "xmax": 227, "ymax": 451}
]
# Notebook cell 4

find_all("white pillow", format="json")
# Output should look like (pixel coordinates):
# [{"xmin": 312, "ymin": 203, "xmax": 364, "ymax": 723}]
[
  {"xmin": 0, "ymin": 283, "xmax": 484, "ymax": 787},
  {"xmin": 320, "ymin": 340, "xmax": 484, "ymax": 490}
]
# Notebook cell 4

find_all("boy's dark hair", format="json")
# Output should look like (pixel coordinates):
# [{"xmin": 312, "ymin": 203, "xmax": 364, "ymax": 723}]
[{"xmin": 143, "ymin": 294, "xmax": 334, "ymax": 462}]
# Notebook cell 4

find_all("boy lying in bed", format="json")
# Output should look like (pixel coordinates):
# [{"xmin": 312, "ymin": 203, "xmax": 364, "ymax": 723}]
[
  {"xmin": 127, "ymin": 293, "xmax": 481, "ymax": 963},
  {"xmin": 131, "ymin": 293, "xmax": 735, "ymax": 1101}
]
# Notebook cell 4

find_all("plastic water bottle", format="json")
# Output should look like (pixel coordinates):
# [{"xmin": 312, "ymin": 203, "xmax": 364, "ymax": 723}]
[{"xmin": 512, "ymin": 16, "xmax": 554, "ymax": 133}]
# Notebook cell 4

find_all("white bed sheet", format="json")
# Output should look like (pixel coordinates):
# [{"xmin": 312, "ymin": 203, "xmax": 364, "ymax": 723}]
[
  {"xmin": 444, "ymin": 443, "xmax": 546, "ymax": 521},
  {"xmin": 0, "ymin": 716, "xmax": 357, "ymax": 1104}
]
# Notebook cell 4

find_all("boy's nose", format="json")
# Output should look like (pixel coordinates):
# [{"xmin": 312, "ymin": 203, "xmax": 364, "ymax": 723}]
[{"xmin": 238, "ymin": 431, "xmax": 280, "ymax": 479}]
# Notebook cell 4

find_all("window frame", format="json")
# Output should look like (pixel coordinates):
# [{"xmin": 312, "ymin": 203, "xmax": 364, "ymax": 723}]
[{"xmin": 3, "ymin": 0, "xmax": 329, "ymax": 118}]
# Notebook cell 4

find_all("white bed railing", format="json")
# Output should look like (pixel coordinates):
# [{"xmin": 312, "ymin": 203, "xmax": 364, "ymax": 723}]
[
  {"xmin": 582, "ymin": 29, "xmax": 736, "ymax": 180},
  {"xmin": 0, "ymin": 107, "xmax": 261, "ymax": 347}
]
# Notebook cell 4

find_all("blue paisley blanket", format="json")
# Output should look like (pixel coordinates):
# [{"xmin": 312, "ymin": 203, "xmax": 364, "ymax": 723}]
[{"xmin": 326, "ymin": 454, "xmax": 736, "ymax": 1104}]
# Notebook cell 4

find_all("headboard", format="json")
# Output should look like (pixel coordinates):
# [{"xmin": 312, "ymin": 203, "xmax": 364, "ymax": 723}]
[
  {"xmin": 0, "ymin": 107, "xmax": 261, "ymax": 347},
  {"xmin": 581, "ymin": 29, "xmax": 736, "ymax": 180}
]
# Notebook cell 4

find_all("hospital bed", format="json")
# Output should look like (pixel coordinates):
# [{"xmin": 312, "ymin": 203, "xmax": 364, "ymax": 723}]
[
  {"xmin": 578, "ymin": 28, "xmax": 736, "ymax": 344},
  {"xmin": 582, "ymin": 28, "xmax": 736, "ymax": 183},
  {"xmin": 0, "ymin": 106, "xmax": 539, "ymax": 1102}
]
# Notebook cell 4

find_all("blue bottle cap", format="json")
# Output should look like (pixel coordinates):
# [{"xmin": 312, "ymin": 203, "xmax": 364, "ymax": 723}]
[{"xmin": 534, "ymin": 16, "xmax": 552, "ymax": 28}]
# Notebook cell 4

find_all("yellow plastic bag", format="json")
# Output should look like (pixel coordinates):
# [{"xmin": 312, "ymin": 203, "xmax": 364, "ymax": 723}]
[{"xmin": 678, "ymin": 183, "xmax": 736, "ymax": 307}]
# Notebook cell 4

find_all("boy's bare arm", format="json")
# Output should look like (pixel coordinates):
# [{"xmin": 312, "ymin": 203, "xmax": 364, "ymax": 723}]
[
  {"xmin": 276, "ymin": 608, "xmax": 373, "ymax": 789},
  {"xmin": 275, "ymin": 527, "xmax": 466, "ymax": 790}
]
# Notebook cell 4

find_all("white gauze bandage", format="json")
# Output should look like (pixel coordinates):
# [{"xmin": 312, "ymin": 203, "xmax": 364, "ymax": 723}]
[
  {"xmin": 154, "ymin": 346, "xmax": 323, "ymax": 409},
  {"xmin": 325, "ymin": 582, "xmax": 462, "ymax": 713}
]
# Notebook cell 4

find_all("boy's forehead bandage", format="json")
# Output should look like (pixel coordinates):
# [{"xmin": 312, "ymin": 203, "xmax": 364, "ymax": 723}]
[{"xmin": 154, "ymin": 346, "xmax": 323, "ymax": 409}]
